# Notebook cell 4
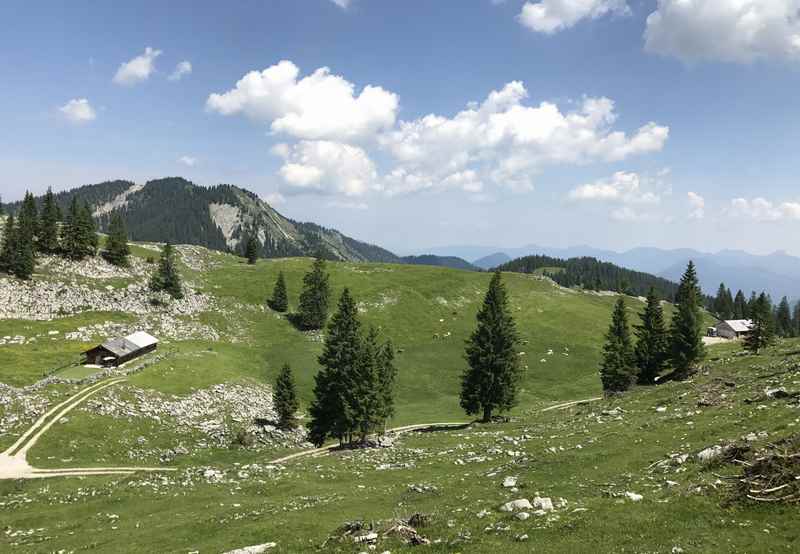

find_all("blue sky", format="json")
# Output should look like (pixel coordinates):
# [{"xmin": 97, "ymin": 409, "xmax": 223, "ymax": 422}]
[{"xmin": 2, "ymin": 0, "xmax": 800, "ymax": 255}]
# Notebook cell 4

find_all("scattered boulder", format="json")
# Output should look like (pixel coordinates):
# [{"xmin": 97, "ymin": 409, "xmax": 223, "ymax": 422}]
[
  {"xmin": 499, "ymin": 499, "xmax": 533, "ymax": 512},
  {"xmin": 625, "ymin": 492, "xmax": 643, "ymax": 502}
]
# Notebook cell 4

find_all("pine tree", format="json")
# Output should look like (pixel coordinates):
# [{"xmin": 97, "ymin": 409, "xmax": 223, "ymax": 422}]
[
  {"xmin": 274, "ymin": 364, "xmax": 299, "ymax": 430},
  {"xmin": 297, "ymin": 257, "xmax": 331, "ymax": 330},
  {"xmin": 268, "ymin": 271, "xmax": 288, "ymax": 312},
  {"xmin": 733, "ymin": 290, "xmax": 747, "ymax": 319},
  {"xmin": 460, "ymin": 271, "xmax": 521, "ymax": 422},
  {"xmin": 16, "ymin": 191, "xmax": 39, "ymax": 246},
  {"xmin": 149, "ymin": 243, "xmax": 184, "ymax": 299},
  {"xmin": 744, "ymin": 293, "xmax": 775, "ymax": 354},
  {"xmin": 376, "ymin": 338, "xmax": 397, "ymax": 431},
  {"xmin": 747, "ymin": 291, "xmax": 758, "ymax": 318},
  {"xmin": 13, "ymin": 220, "xmax": 35, "ymax": 280},
  {"xmin": 79, "ymin": 201, "xmax": 98, "ymax": 256},
  {"xmin": 713, "ymin": 283, "xmax": 731, "ymax": 319},
  {"xmin": 308, "ymin": 288, "xmax": 361, "ymax": 446},
  {"xmin": 351, "ymin": 327, "xmax": 381, "ymax": 442},
  {"xmin": 0, "ymin": 214, "xmax": 17, "ymax": 274},
  {"xmin": 634, "ymin": 288, "xmax": 669, "ymax": 385},
  {"xmin": 792, "ymin": 301, "xmax": 800, "ymax": 338},
  {"xmin": 61, "ymin": 197, "xmax": 81, "ymax": 259},
  {"xmin": 669, "ymin": 261, "xmax": 705, "ymax": 377},
  {"xmin": 245, "ymin": 235, "xmax": 259, "ymax": 265},
  {"xmin": 600, "ymin": 297, "xmax": 636, "ymax": 393},
  {"xmin": 103, "ymin": 213, "xmax": 130, "ymax": 267},
  {"xmin": 775, "ymin": 296, "xmax": 792, "ymax": 338},
  {"xmin": 38, "ymin": 187, "xmax": 61, "ymax": 254}
]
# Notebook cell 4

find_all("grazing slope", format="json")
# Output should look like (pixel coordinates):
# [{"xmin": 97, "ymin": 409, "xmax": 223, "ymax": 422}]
[{"xmin": 8, "ymin": 178, "xmax": 399, "ymax": 263}]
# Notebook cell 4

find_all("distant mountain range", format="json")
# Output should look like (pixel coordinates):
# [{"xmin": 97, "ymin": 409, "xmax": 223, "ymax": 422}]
[
  {"xmin": 400, "ymin": 255, "xmax": 478, "ymax": 271},
  {"xmin": 423, "ymin": 244, "xmax": 800, "ymax": 301}
]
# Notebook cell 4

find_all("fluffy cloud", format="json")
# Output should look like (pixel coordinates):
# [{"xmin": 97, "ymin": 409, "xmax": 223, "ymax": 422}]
[
  {"xmin": 687, "ymin": 191, "xmax": 705, "ymax": 219},
  {"xmin": 264, "ymin": 192, "xmax": 286, "ymax": 206},
  {"xmin": 330, "ymin": 0, "xmax": 351, "ymax": 8},
  {"xmin": 645, "ymin": 0, "xmax": 800, "ymax": 63},
  {"xmin": 726, "ymin": 197, "xmax": 800, "ymax": 221},
  {"xmin": 380, "ymin": 82, "xmax": 668, "ymax": 195},
  {"xmin": 207, "ymin": 60, "xmax": 398, "ymax": 141},
  {"xmin": 568, "ymin": 171, "xmax": 663, "ymax": 204},
  {"xmin": 177, "ymin": 155, "xmax": 197, "ymax": 167},
  {"xmin": 169, "ymin": 61, "xmax": 192, "ymax": 81},
  {"xmin": 274, "ymin": 140, "xmax": 377, "ymax": 196},
  {"xmin": 519, "ymin": 0, "xmax": 629, "ymax": 34},
  {"xmin": 113, "ymin": 47, "xmax": 161, "ymax": 86},
  {"xmin": 59, "ymin": 98, "xmax": 96, "ymax": 124}
]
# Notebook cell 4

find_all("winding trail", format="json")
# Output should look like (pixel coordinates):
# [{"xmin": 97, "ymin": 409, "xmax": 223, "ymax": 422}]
[
  {"xmin": 0, "ymin": 377, "xmax": 176, "ymax": 479},
  {"xmin": 266, "ymin": 397, "xmax": 603, "ymax": 466}
]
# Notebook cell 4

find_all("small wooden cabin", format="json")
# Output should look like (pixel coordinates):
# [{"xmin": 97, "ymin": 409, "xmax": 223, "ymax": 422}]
[
  {"xmin": 716, "ymin": 320, "xmax": 753, "ymax": 340},
  {"xmin": 82, "ymin": 331, "xmax": 158, "ymax": 367}
]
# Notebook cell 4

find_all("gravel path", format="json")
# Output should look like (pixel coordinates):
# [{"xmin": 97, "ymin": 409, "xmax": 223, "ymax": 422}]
[{"xmin": 0, "ymin": 377, "xmax": 176, "ymax": 479}]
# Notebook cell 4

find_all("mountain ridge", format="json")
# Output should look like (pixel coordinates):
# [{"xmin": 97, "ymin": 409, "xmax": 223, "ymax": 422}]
[{"xmin": 8, "ymin": 177, "xmax": 400, "ymax": 263}]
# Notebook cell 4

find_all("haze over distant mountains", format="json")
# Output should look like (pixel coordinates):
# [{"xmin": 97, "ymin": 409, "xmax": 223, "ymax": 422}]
[{"xmin": 426, "ymin": 244, "xmax": 800, "ymax": 301}]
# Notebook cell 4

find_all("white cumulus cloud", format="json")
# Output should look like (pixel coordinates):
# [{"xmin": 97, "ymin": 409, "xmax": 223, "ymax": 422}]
[
  {"xmin": 207, "ymin": 60, "xmax": 398, "ymax": 141},
  {"xmin": 726, "ymin": 197, "xmax": 800, "ymax": 221},
  {"xmin": 113, "ymin": 47, "xmax": 162, "ymax": 86},
  {"xmin": 569, "ymin": 171, "xmax": 661, "ymax": 204},
  {"xmin": 330, "ymin": 0, "xmax": 351, "ymax": 8},
  {"xmin": 59, "ymin": 98, "xmax": 96, "ymax": 124},
  {"xmin": 519, "ymin": 0, "xmax": 630, "ymax": 34},
  {"xmin": 177, "ymin": 155, "xmax": 197, "ymax": 167},
  {"xmin": 687, "ymin": 191, "xmax": 705, "ymax": 219},
  {"xmin": 645, "ymin": 0, "xmax": 800, "ymax": 63},
  {"xmin": 169, "ymin": 61, "xmax": 192, "ymax": 81},
  {"xmin": 275, "ymin": 140, "xmax": 378, "ymax": 197},
  {"xmin": 380, "ymin": 82, "xmax": 668, "ymax": 195}
]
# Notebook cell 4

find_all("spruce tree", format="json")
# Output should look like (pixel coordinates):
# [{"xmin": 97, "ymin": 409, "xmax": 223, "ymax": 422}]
[
  {"xmin": 268, "ymin": 271, "xmax": 289, "ymax": 312},
  {"xmin": 744, "ymin": 293, "xmax": 775, "ymax": 354},
  {"xmin": 149, "ymin": 243, "xmax": 184, "ymax": 299},
  {"xmin": 104, "ymin": 213, "xmax": 130, "ymax": 267},
  {"xmin": 669, "ymin": 261, "xmax": 705, "ymax": 377},
  {"xmin": 600, "ymin": 297, "xmax": 636, "ymax": 394},
  {"xmin": 713, "ymin": 283, "xmax": 734, "ymax": 320},
  {"xmin": 245, "ymin": 235, "xmax": 259, "ymax": 265},
  {"xmin": 776, "ymin": 296, "xmax": 792, "ymax": 338},
  {"xmin": 79, "ymin": 201, "xmax": 98, "ymax": 256},
  {"xmin": 0, "ymin": 214, "xmax": 17, "ymax": 274},
  {"xmin": 274, "ymin": 364, "xmax": 299, "ymax": 430},
  {"xmin": 733, "ymin": 290, "xmax": 747, "ymax": 319},
  {"xmin": 308, "ymin": 288, "xmax": 361, "ymax": 446},
  {"xmin": 17, "ymin": 191, "xmax": 39, "ymax": 246},
  {"xmin": 376, "ymin": 338, "xmax": 397, "ymax": 431},
  {"xmin": 61, "ymin": 197, "xmax": 81, "ymax": 259},
  {"xmin": 460, "ymin": 271, "xmax": 521, "ymax": 422},
  {"xmin": 351, "ymin": 327, "xmax": 381, "ymax": 442},
  {"xmin": 634, "ymin": 288, "xmax": 669, "ymax": 385},
  {"xmin": 38, "ymin": 187, "xmax": 61, "ymax": 254},
  {"xmin": 793, "ymin": 302, "xmax": 800, "ymax": 338},
  {"xmin": 13, "ymin": 221, "xmax": 35, "ymax": 280},
  {"xmin": 297, "ymin": 257, "xmax": 331, "ymax": 330}
]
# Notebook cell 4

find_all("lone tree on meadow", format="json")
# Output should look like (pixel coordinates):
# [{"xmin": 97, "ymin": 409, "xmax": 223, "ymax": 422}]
[
  {"xmin": 460, "ymin": 271, "xmax": 521, "ymax": 423},
  {"xmin": 149, "ymin": 242, "xmax": 184, "ymax": 299},
  {"xmin": 669, "ymin": 261, "xmax": 705, "ymax": 378},
  {"xmin": 274, "ymin": 364, "xmax": 299, "ymax": 430},
  {"xmin": 297, "ymin": 256, "xmax": 331, "ymax": 330},
  {"xmin": 600, "ymin": 297, "xmax": 636, "ymax": 394},
  {"xmin": 103, "ymin": 213, "xmax": 130, "ymax": 267},
  {"xmin": 744, "ymin": 292, "xmax": 775, "ymax": 354},
  {"xmin": 308, "ymin": 288, "xmax": 361, "ymax": 446},
  {"xmin": 244, "ymin": 235, "xmax": 259, "ymax": 265},
  {"xmin": 307, "ymin": 288, "xmax": 396, "ymax": 446},
  {"xmin": 634, "ymin": 288, "xmax": 669, "ymax": 385},
  {"xmin": 268, "ymin": 271, "xmax": 289, "ymax": 312}
]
